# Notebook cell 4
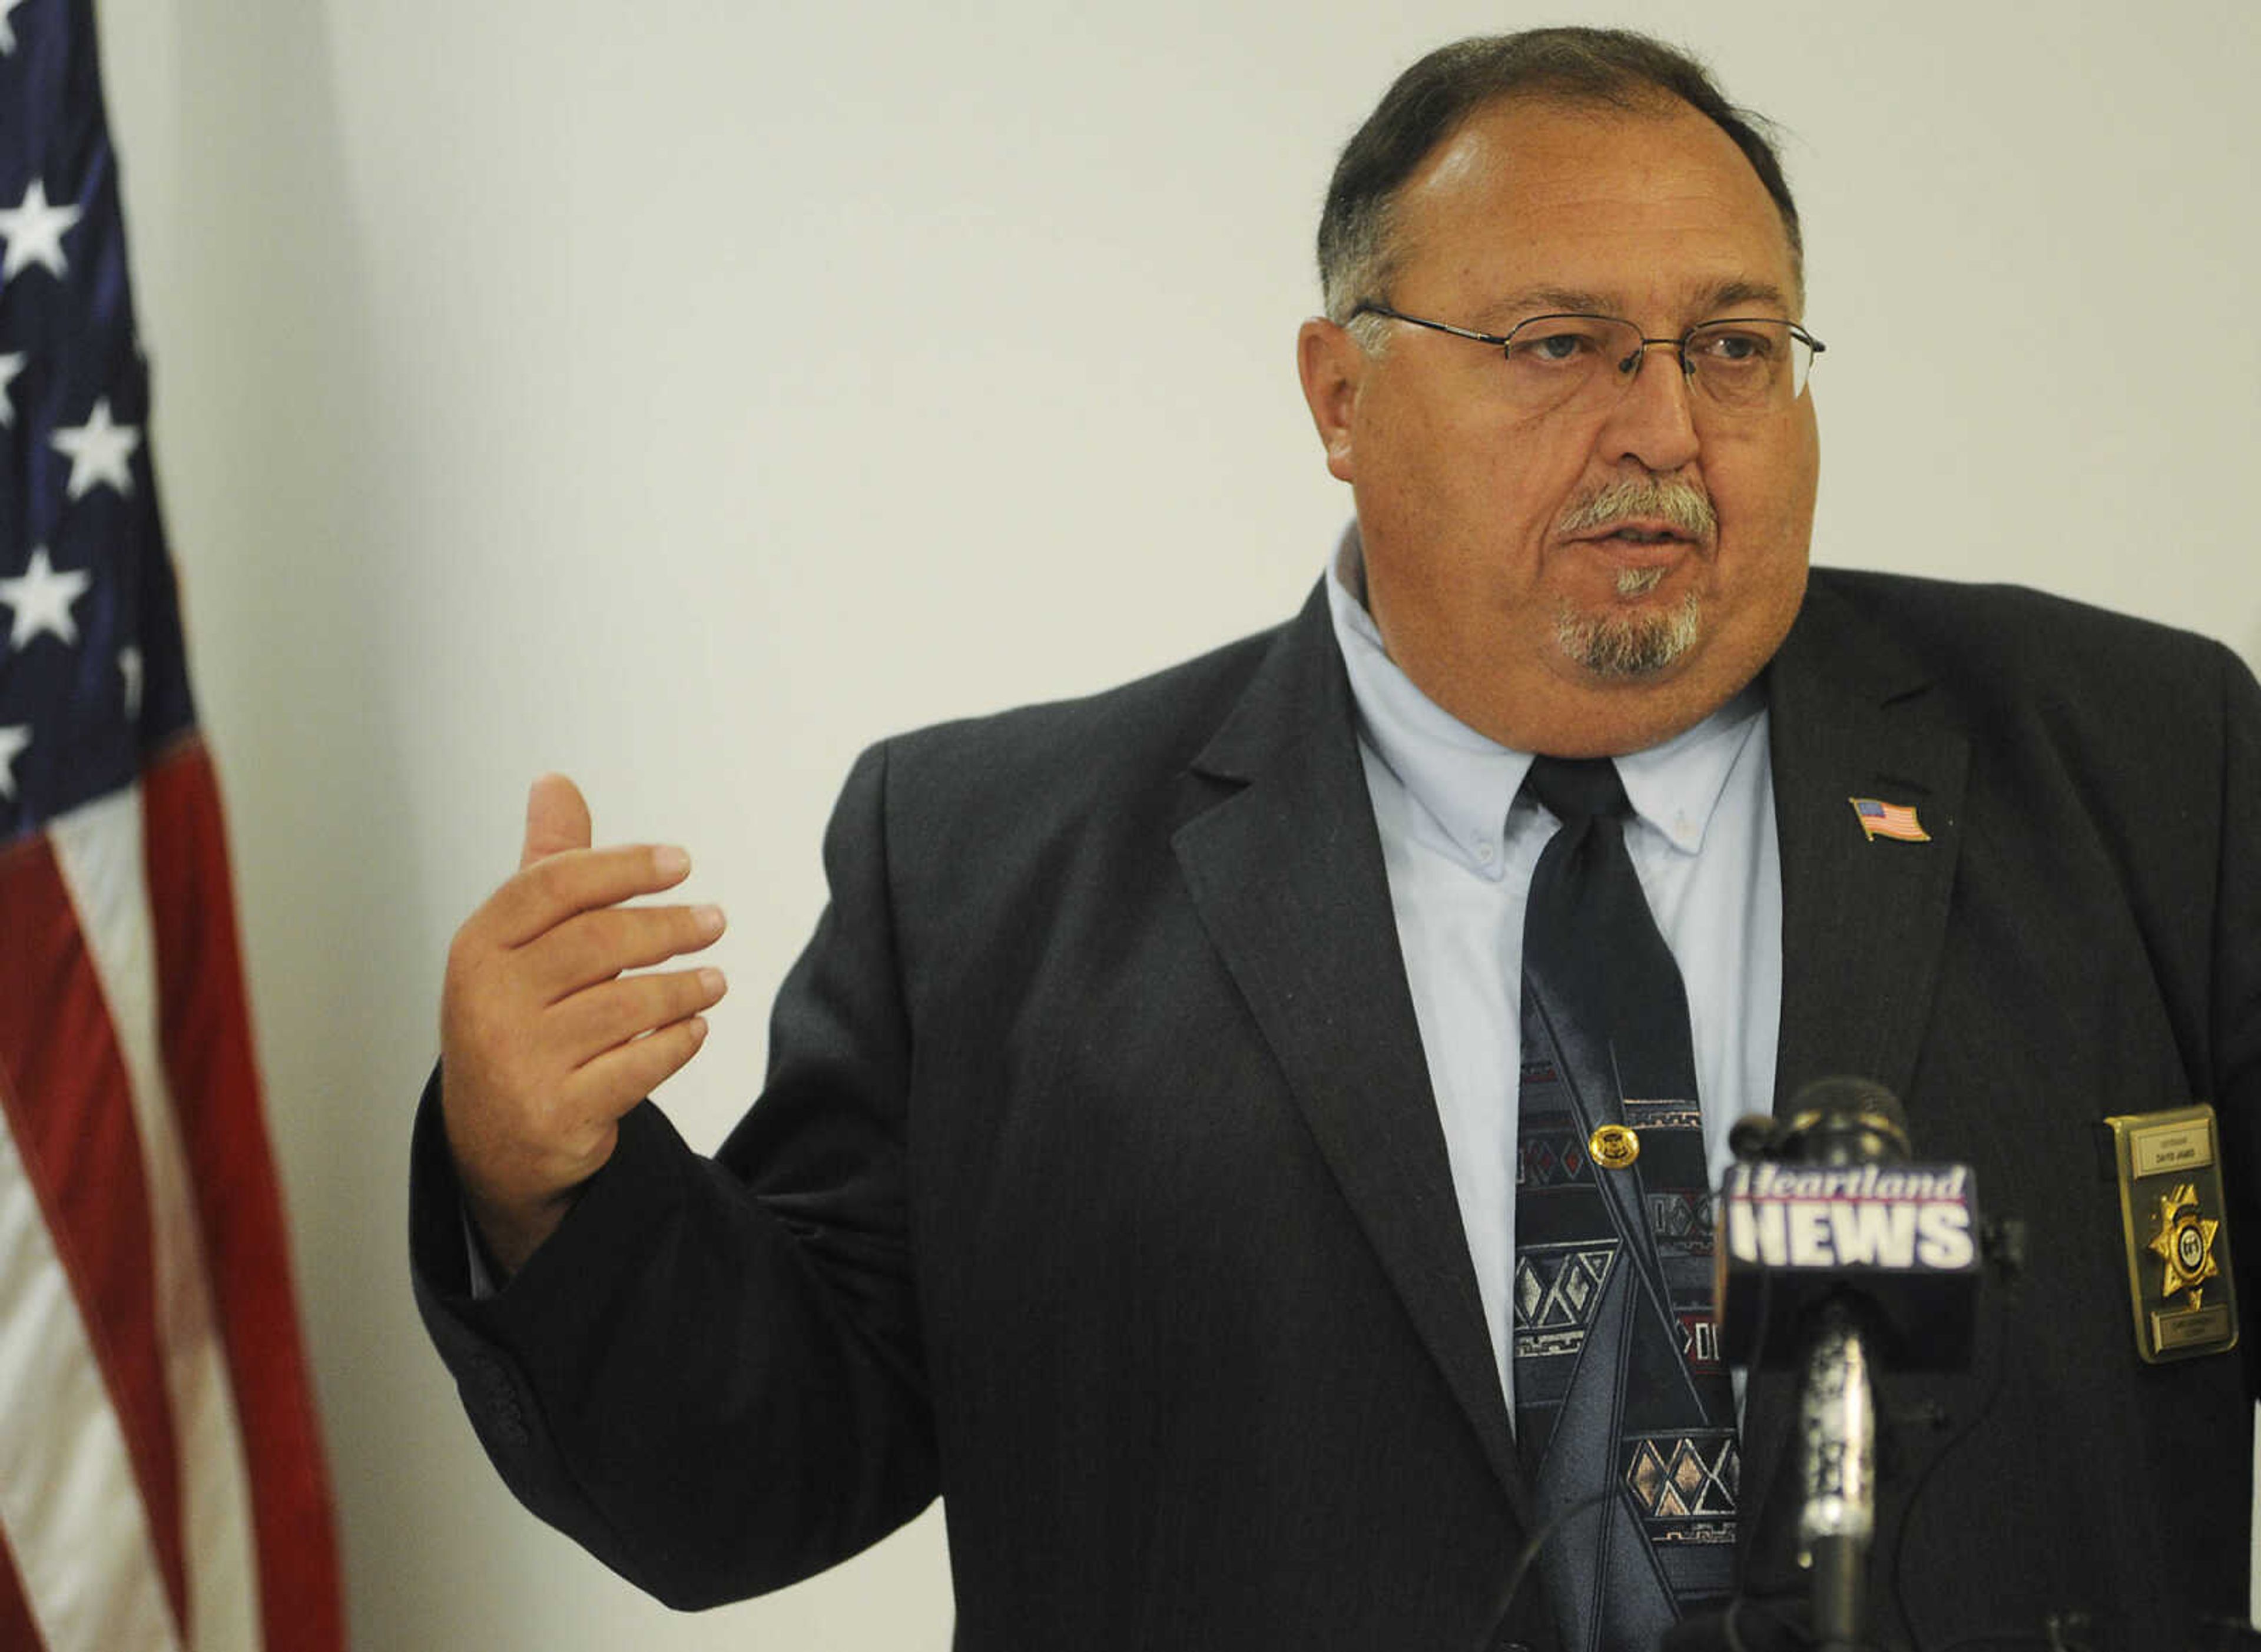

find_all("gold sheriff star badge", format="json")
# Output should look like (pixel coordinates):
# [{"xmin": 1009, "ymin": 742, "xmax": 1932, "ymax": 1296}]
[{"xmin": 2148, "ymin": 1183, "xmax": 2221, "ymax": 1308}]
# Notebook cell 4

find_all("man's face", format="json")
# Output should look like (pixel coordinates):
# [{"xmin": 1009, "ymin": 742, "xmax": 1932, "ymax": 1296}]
[{"xmin": 1298, "ymin": 95, "xmax": 1821, "ymax": 757}]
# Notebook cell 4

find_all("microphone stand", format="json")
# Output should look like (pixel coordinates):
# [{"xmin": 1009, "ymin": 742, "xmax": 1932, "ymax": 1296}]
[{"xmin": 1798, "ymin": 1297, "xmax": 1877, "ymax": 1652}]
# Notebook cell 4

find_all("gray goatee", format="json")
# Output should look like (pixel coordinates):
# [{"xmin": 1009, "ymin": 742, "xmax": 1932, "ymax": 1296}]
[
  {"xmin": 1552, "ymin": 476, "xmax": 1713, "ymax": 677},
  {"xmin": 1555, "ymin": 589, "xmax": 1702, "ymax": 677}
]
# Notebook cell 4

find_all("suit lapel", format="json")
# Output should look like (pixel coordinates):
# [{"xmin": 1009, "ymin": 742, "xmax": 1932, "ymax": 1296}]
[
  {"xmin": 1171, "ymin": 584, "xmax": 1534, "ymax": 1525},
  {"xmin": 1766, "ymin": 574, "xmax": 1971, "ymax": 1109},
  {"xmin": 1739, "ymin": 572, "xmax": 1972, "ymax": 1571}
]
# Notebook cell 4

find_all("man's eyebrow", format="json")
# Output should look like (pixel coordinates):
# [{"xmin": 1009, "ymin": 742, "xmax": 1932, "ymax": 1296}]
[
  {"xmin": 1471, "ymin": 287, "xmax": 1616, "ymax": 329},
  {"xmin": 1470, "ymin": 278, "xmax": 1795, "ymax": 331},
  {"xmin": 1700, "ymin": 278, "xmax": 1790, "ymax": 315}
]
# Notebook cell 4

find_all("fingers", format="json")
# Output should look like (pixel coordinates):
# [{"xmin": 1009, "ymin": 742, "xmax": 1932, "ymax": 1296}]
[
  {"xmin": 519, "ymin": 898, "xmax": 726, "ymax": 1000},
  {"xmin": 549, "ymin": 966, "xmax": 730, "ymax": 1072},
  {"xmin": 562, "ymin": 1014, "xmax": 714, "ymax": 1126},
  {"xmin": 481, "ymin": 842, "xmax": 694, "ymax": 949},
  {"xmin": 480, "ymin": 775, "xmax": 702, "ymax": 950},
  {"xmin": 521, "ymin": 772, "xmax": 594, "ymax": 870}
]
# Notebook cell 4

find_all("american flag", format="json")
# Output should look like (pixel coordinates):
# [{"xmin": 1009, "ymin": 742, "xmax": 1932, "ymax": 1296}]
[
  {"xmin": 1849, "ymin": 796, "xmax": 1931, "ymax": 844},
  {"xmin": 0, "ymin": 2, "xmax": 343, "ymax": 1648}
]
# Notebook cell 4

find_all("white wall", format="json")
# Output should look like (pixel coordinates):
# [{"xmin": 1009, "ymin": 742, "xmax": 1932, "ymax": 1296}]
[{"xmin": 88, "ymin": 1, "xmax": 2261, "ymax": 1646}]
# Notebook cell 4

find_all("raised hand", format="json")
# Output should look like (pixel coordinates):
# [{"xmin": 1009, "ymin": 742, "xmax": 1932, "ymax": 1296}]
[{"xmin": 439, "ymin": 774, "xmax": 728, "ymax": 1275}]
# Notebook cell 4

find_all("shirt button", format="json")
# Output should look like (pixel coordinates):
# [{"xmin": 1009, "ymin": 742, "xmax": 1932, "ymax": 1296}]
[{"xmin": 1476, "ymin": 841, "xmax": 1496, "ymax": 864}]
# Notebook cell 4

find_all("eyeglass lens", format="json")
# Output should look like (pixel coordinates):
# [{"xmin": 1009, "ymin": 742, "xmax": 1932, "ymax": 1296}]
[{"xmin": 1501, "ymin": 316, "xmax": 1813, "ymax": 413}]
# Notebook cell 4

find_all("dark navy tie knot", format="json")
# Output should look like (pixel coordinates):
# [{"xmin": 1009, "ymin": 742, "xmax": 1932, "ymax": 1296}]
[{"xmin": 1521, "ymin": 755, "xmax": 1630, "ymax": 824}]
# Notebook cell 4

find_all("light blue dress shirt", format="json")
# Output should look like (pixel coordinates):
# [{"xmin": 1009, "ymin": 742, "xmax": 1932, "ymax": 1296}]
[{"xmin": 1324, "ymin": 528, "xmax": 1782, "ymax": 1409}]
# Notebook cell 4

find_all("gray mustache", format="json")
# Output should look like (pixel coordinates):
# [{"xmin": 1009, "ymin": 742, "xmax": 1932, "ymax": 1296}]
[{"xmin": 1557, "ymin": 477, "xmax": 1717, "ymax": 540}]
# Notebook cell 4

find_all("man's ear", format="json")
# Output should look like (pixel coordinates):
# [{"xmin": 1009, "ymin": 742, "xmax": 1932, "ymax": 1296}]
[{"xmin": 1297, "ymin": 317, "xmax": 1366, "ymax": 483}]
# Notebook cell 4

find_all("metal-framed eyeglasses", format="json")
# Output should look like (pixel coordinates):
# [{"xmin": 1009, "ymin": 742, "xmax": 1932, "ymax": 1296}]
[{"xmin": 1350, "ymin": 304, "xmax": 1826, "ymax": 418}]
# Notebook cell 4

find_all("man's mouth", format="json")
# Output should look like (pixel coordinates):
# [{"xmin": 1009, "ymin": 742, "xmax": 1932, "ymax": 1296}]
[
  {"xmin": 1575, "ymin": 519, "xmax": 1697, "ymax": 548},
  {"xmin": 1555, "ymin": 476, "xmax": 1718, "ymax": 547}
]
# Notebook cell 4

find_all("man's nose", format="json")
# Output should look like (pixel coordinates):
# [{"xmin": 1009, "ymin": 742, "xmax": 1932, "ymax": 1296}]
[{"xmin": 1595, "ymin": 340, "xmax": 1701, "ymax": 473}]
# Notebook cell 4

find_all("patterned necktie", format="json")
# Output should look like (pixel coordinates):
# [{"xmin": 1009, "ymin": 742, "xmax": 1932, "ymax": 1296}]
[{"xmin": 1510, "ymin": 756, "xmax": 1737, "ymax": 1650}]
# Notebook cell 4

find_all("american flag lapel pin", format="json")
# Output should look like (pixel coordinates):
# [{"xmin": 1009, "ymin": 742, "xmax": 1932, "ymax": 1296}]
[{"xmin": 1848, "ymin": 796, "xmax": 1931, "ymax": 842}]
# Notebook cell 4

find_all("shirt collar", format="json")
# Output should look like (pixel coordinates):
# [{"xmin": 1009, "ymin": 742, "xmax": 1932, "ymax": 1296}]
[{"xmin": 1325, "ymin": 523, "xmax": 1765, "ymax": 875}]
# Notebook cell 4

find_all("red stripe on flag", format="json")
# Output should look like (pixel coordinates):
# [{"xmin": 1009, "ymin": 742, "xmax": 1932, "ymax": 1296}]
[
  {"xmin": 0, "ymin": 831, "xmax": 191, "ymax": 1635},
  {"xmin": 0, "ymin": 1523, "xmax": 48, "ymax": 1652},
  {"xmin": 141, "ymin": 742, "xmax": 344, "ymax": 1650}
]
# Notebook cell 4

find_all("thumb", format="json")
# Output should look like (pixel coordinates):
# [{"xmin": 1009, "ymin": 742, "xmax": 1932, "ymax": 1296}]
[{"xmin": 521, "ymin": 772, "xmax": 594, "ymax": 870}]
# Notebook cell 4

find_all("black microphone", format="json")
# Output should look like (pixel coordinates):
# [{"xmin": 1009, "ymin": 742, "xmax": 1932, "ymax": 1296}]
[
  {"xmin": 1719, "ymin": 1079, "xmax": 1983, "ymax": 1371},
  {"xmin": 1716, "ymin": 1077, "xmax": 1984, "ymax": 1651}
]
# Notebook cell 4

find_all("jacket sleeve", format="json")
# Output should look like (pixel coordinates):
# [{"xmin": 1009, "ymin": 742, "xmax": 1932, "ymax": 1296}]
[
  {"xmin": 408, "ymin": 741, "xmax": 936, "ymax": 1607},
  {"xmin": 2204, "ymin": 644, "xmax": 2261, "ymax": 1384}
]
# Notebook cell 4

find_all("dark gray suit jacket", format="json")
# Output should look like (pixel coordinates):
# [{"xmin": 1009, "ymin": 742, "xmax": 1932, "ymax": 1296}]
[{"xmin": 413, "ymin": 568, "xmax": 2261, "ymax": 1649}]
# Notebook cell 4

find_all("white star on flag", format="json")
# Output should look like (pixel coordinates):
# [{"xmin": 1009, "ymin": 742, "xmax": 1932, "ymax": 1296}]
[
  {"xmin": 0, "ymin": 548, "xmax": 92, "ymax": 649},
  {"xmin": 0, "ymin": 724, "xmax": 28, "ymax": 800},
  {"xmin": 0, "ymin": 0, "xmax": 26, "ymax": 57},
  {"xmin": 0, "ymin": 178, "xmax": 84, "ymax": 282},
  {"xmin": 51, "ymin": 397, "xmax": 140, "ymax": 499},
  {"xmin": 118, "ymin": 645, "xmax": 144, "ymax": 721},
  {"xmin": 0, "ymin": 351, "xmax": 22, "ymax": 427}
]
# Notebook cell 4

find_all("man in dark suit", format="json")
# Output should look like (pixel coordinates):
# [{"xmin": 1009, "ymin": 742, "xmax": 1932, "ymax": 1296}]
[{"xmin": 413, "ymin": 27, "xmax": 2260, "ymax": 1649}]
